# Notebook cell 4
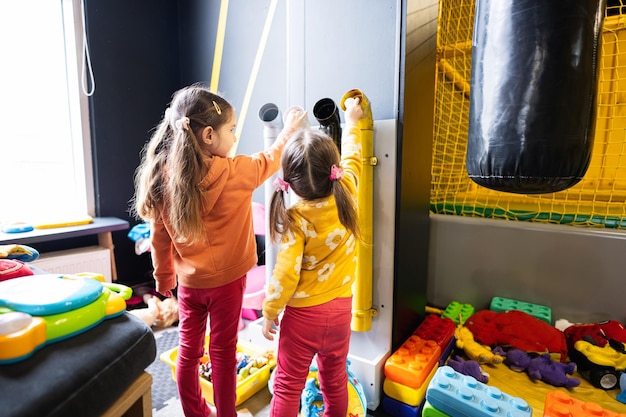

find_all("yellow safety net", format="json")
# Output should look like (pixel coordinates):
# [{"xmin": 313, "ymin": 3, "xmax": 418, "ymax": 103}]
[{"xmin": 432, "ymin": 0, "xmax": 626, "ymax": 228}]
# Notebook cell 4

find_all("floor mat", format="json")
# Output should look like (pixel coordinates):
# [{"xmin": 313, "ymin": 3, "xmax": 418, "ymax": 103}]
[{"xmin": 145, "ymin": 328, "xmax": 180, "ymax": 415}]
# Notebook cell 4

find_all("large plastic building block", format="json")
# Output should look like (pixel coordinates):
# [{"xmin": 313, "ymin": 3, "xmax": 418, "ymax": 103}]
[
  {"xmin": 381, "ymin": 393, "xmax": 424, "ymax": 417},
  {"xmin": 543, "ymin": 390, "xmax": 626, "ymax": 417},
  {"xmin": 413, "ymin": 314, "xmax": 456, "ymax": 349},
  {"xmin": 422, "ymin": 400, "xmax": 452, "ymax": 417},
  {"xmin": 426, "ymin": 366, "xmax": 532, "ymax": 417},
  {"xmin": 384, "ymin": 335, "xmax": 441, "ymax": 388},
  {"xmin": 490, "ymin": 296, "xmax": 552, "ymax": 324},
  {"xmin": 383, "ymin": 364, "xmax": 438, "ymax": 406},
  {"xmin": 441, "ymin": 301, "xmax": 474, "ymax": 325},
  {"xmin": 413, "ymin": 313, "xmax": 456, "ymax": 365}
]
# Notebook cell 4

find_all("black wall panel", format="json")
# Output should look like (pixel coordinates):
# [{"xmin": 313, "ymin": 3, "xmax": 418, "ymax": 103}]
[{"xmin": 85, "ymin": 0, "xmax": 182, "ymax": 284}]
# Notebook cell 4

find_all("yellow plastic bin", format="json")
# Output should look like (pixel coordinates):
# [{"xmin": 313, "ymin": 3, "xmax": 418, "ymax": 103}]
[{"xmin": 160, "ymin": 335, "xmax": 276, "ymax": 406}]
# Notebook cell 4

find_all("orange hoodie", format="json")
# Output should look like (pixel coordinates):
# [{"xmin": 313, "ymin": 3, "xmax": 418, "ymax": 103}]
[{"xmin": 150, "ymin": 130, "xmax": 291, "ymax": 291}]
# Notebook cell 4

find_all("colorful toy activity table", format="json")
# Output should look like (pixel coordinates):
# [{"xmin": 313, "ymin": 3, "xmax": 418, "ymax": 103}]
[{"xmin": 0, "ymin": 274, "xmax": 132, "ymax": 364}]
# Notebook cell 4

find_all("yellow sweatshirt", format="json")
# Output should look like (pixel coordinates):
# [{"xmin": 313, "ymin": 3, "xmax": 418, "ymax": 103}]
[{"xmin": 262, "ymin": 124, "xmax": 362, "ymax": 320}]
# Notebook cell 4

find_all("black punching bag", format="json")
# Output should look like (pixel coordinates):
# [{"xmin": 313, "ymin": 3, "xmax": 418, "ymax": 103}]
[{"xmin": 466, "ymin": 0, "xmax": 606, "ymax": 194}]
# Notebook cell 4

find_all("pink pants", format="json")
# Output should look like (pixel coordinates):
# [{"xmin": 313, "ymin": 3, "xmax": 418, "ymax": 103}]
[
  {"xmin": 176, "ymin": 277, "xmax": 245, "ymax": 417},
  {"xmin": 270, "ymin": 297, "xmax": 353, "ymax": 417}
]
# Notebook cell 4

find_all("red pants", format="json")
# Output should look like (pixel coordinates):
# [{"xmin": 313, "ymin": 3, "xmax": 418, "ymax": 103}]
[
  {"xmin": 270, "ymin": 297, "xmax": 352, "ymax": 417},
  {"xmin": 176, "ymin": 277, "xmax": 245, "ymax": 417}
]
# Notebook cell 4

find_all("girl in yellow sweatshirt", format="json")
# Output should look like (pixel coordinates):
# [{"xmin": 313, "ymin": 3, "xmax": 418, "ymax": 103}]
[{"xmin": 262, "ymin": 97, "xmax": 364, "ymax": 417}]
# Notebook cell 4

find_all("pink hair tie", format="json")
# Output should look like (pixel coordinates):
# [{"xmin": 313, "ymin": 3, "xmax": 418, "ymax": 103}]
[
  {"xmin": 175, "ymin": 116, "xmax": 190, "ymax": 131},
  {"xmin": 273, "ymin": 177, "xmax": 289, "ymax": 193},
  {"xmin": 329, "ymin": 164, "xmax": 344, "ymax": 181}
]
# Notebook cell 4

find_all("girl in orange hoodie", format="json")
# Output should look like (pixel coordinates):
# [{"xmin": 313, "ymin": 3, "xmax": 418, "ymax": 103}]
[{"xmin": 132, "ymin": 83, "xmax": 306, "ymax": 417}]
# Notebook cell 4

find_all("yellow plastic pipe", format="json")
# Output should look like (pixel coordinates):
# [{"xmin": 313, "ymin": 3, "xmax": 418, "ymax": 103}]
[{"xmin": 340, "ymin": 89, "xmax": 377, "ymax": 332}]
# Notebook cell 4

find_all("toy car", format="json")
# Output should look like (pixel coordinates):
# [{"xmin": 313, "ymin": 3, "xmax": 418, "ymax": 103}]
[{"xmin": 571, "ymin": 338, "xmax": 626, "ymax": 390}]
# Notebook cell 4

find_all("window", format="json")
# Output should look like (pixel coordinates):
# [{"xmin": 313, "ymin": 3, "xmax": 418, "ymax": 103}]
[{"xmin": 0, "ymin": 0, "xmax": 94, "ymax": 227}]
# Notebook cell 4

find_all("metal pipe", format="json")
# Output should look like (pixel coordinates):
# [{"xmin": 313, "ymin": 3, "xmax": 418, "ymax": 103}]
[
  {"xmin": 340, "ymin": 89, "xmax": 376, "ymax": 332},
  {"xmin": 313, "ymin": 98, "xmax": 342, "ymax": 151},
  {"xmin": 258, "ymin": 103, "xmax": 283, "ymax": 284}
]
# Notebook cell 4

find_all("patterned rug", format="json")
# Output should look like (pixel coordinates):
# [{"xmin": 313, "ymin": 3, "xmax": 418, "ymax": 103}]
[{"xmin": 146, "ymin": 328, "xmax": 184, "ymax": 417}]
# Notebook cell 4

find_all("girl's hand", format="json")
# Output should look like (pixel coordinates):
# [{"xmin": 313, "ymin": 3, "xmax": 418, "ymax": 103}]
[
  {"xmin": 158, "ymin": 289, "xmax": 173, "ymax": 298},
  {"xmin": 343, "ymin": 97, "xmax": 363, "ymax": 125},
  {"xmin": 261, "ymin": 317, "xmax": 279, "ymax": 341},
  {"xmin": 283, "ymin": 109, "xmax": 309, "ymax": 132},
  {"xmin": 155, "ymin": 284, "xmax": 174, "ymax": 298}
]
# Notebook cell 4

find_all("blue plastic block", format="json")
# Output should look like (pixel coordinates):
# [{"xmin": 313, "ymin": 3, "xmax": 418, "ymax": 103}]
[
  {"xmin": 426, "ymin": 366, "xmax": 532, "ymax": 417},
  {"xmin": 439, "ymin": 338, "xmax": 455, "ymax": 366},
  {"xmin": 381, "ymin": 394, "xmax": 424, "ymax": 417}
]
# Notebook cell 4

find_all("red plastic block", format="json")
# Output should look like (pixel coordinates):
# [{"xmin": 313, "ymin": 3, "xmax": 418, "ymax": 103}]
[
  {"xmin": 384, "ymin": 335, "xmax": 441, "ymax": 389},
  {"xmin": 543, "ymin": 390, "xmax": 626, "ymax": 417},
  {"xmin": 413, "ymin": 314, "xmax": 456, "ymax": 350}
]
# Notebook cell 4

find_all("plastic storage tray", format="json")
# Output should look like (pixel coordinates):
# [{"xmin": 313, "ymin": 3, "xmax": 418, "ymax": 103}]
[{"xmin": 160, "ymin": 335, "xmax": 275, "ymax": 406}]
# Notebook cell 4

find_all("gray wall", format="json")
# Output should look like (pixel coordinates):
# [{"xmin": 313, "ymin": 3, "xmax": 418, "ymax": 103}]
[
  {"xmin": 428, "ymin": 214, "xmax": 626, "ymax": 324},
  {"xmin": 180, "ymin": 0, "xmax": 400, "ymax": 203}
]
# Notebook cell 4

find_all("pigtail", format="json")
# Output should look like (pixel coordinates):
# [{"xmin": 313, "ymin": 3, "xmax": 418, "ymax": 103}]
[
  {"xmin": 332, "ymin": 178, "xmax": 360, "ymax": 240},
  {"xmin": 269, "ymin": 185, "xmax": 295, "ymax": 244}
]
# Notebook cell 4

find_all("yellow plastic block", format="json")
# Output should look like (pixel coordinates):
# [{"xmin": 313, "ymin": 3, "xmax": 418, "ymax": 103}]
[{"xmin": 383, "ymin": 364, "xmax": 439, "ymax": 406}]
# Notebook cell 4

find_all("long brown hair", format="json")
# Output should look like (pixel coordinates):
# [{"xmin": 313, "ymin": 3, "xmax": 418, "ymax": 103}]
[
  {"xmin": 131, "ymin": 83, "xmax": 233, "ymax": 244},
  {"xmin": 269, "ymin": 129, "xmax": 359, "ymax": 243}
]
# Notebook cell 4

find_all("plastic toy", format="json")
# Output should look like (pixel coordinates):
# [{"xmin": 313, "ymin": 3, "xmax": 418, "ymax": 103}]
[
  {"xmin": 0, "ymin": 274, "xmax": 132, "ymax": 364},
  {"xmin": 544, "ymin": 390, "xmax": 626, "ymax": 417},
  {"xmin": 559, "ymin": 318, "xmax": 626, "ymax": 355},
  {"xmin": 381, "ymin": 393, "xmax": 424, "ymax": 417},
  {"xmin": 0, "ymin": 259, "xmax": 33, "ymax": 282},
  {"xmin": 298, "ymin": 360, "xmax": 367, "ymax": 417},
  {"xmin": 489, "ymin": 296, "xmax": 551, "ymax": 324},
  {"xmin": 426, "ymin": 366, "xmax": 532, "ymax": 417},
  {"xmin": 503, "ymin": 348, "xmax": 580, "ymax": 388},
  {"xmin": 384, "ymin": 335, "xmax": 441, "ymax": 388},
  {"xmin": 0, "ymin": 222, "xmax": 34, "ymax": 233},
  {"xmin": 465, "ymin": 309, "xmax": 568, "ymax": 361},
  {"xmin": 33, "ymin": 215, "xmax": 93, "ymax": 229},
  {"xmin": 454, "ymin": 322, "xmax": 504, "ymax": 364},
  {"xmin": 128, "ymin": 294, "xmax": 179, "ymax": 328},
  {"xmin": 413, "ymin": 313, "xmax": 456, "ymax": 365},
  {"xmin": 617, "ymin": 372, "xmax": 626, "ymax": 404},
  {"xmin": 0, "ymin": 244, "xmax": 39, "ymax": 262},
  {"xmin": 383, "ymin": 364, "xmax": 438, "ymax": 407},
  {"xmin": 421, "ymin": 400, "xmax": 451, "ymax": 417},
  {"xmin": 572, "ymin": 338, "xmax": 626, "ymax": 390},
  {"xmin": 447, "ymin": 355, "xmax": 488, "ymax": 383},
  {"xmin": 440, "ymin": 301, "xmax": 474, "ymax": 325},
  {"xmin": 161, "ymin": 335, "xmax": 276, "ymax": 407}
]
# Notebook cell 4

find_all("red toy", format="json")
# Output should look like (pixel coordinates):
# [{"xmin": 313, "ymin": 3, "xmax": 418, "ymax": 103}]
[
  {"xmin": 561, "ymin": 319, "xmax": 626, "ymax": 352},
  {"xmin": 504, "ymin": 348, "xmax": 580, "ymax": 388},
  {"xmin": 0, "ymin": 259, "xmax": 33, "ymax": 282},
  {"xmin": 465, "ymin": 310, "xmax": 568, "ymax": 361}
]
